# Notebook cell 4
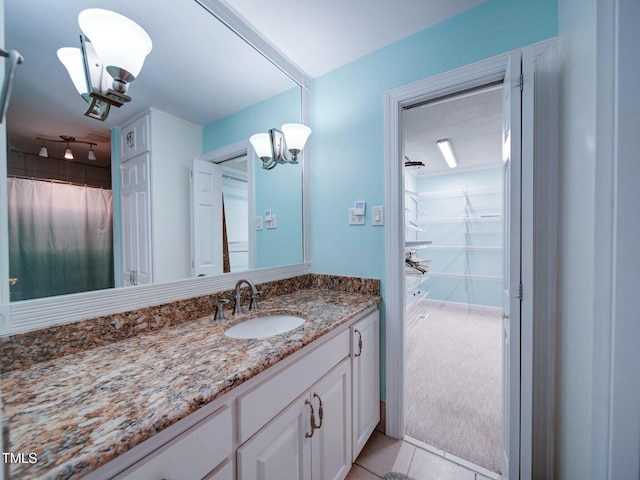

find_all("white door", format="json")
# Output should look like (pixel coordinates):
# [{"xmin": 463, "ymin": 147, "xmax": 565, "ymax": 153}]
[
  {"xmin": 121, "ymin": 153, "xmax": 152, "ymax": 286},
  {"xmin": 311, "ymin": 359, "xmax": 352, "ymax": 480},
  {"xmin": 237, "ymin": 393, "xmax": 312, "ymax": 480},
  {"xmin": 190, "ymin": 159, "xmax": 223, "ymax": 277},
  {"xmin": 501, "ymin": 51, "xmax": 522, "ymax": 480}
]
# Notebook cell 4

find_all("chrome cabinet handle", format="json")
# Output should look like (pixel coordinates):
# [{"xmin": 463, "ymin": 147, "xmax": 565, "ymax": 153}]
[
  {"xmin": 312, "ymin": 393, "xmax": 323, "ymax": 430},
  {"xmin": 305, "ymin": 399, "xmax": 315, "ymax": 438},
  {"xmin": 354, "ymin": 329, "xmax": 363, "ymax": 357}
]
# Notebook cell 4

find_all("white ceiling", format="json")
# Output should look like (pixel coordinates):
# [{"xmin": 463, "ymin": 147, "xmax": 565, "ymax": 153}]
[
  {"xmin": 224, "ymin": 0, "xmax": 487, "ymax": 78},
  {"xmin": 403, "ymin": 86, "xmax": 503, "ymax": 177}
]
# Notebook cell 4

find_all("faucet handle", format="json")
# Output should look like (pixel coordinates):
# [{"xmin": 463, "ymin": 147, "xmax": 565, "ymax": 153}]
[
  {"xmin": 249, "ymin": 290, "xmax": 261, "ymax": 311},
  {"xmin": 214, "ymin": 298, "xmax": 230, "ymax": 320}
]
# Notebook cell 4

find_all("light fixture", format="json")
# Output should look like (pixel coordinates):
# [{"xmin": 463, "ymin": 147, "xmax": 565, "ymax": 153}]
[
  {"xmin": 38, "ymin": 142, "xmax": 48, "ymax": 158},
  {"xmin": 250, "ymin": 123, "xmax": 311, "ymax": 170},
  {"xmin": 57, "ymin": 9, "xmax": 152, "ymax": 121},
  {"xmin": 64, "ymin": 141, "xmax": 74, "ymax": 160},
  {"xmin": 36, "ymin": 135, "xmax": 98, "ymax": 161},
  {"xmin": 436, "ymin": 139, "xmax": 457, "ymax": 169}
]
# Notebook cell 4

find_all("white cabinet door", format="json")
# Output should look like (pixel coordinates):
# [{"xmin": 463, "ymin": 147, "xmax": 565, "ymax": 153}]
[
  {"xmin": 237, "ymin": 393, "xmax": 312, "ymax": 480},
  {"xmin": 238, "ymin": 358, "xmax": 352, "ymax": 480},
  {"xmin": 351, "ymin": 310, "xmax": 380, "ymax": 459},
  {"xmin": 311, "ymin": 358, "xmax": 352, "ymax": 480},
  {"xmin": 120, "ymin": 114, "xmax": 149, "ymax": 161},
  {"xmin": 121, "ymin": 152, "xmax": 152, "ymax": 285}
]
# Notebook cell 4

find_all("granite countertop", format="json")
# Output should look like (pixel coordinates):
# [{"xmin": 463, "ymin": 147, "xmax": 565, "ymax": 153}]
[{"xmin": 2, "ymin": 288, "xmax": 380, "ymax": 480}]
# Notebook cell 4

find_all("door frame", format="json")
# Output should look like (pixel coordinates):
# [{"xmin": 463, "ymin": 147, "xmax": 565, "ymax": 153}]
[{"xmin": 383, "ymin": 40, "xmax": 558, "ymax": 479}]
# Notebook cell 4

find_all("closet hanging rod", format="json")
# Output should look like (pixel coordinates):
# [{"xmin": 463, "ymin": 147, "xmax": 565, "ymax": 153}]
[{"xmin": 403, "ymin": 80, "xmax": 503, "ymax": 111}]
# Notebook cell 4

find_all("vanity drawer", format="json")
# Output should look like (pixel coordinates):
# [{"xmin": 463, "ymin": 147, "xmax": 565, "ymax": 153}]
[
  {"xmin": 114, "ymin": 405, "xmax": 232, "ymax": 480},
  {"xmin": 237, "ymin": 328, "xmax": 350, "ymax": 443}
]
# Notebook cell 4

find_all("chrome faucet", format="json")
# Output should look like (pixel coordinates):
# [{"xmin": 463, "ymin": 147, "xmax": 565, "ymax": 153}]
[{"xmin": 233, "ymin": 279, "xmax": 260, "ymax": 315}]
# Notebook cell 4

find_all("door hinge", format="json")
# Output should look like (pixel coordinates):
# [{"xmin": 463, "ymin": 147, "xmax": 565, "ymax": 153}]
[
  {"xmin": 517, "ymin": 283, "xmax": 524, "ymax": 300},
  {"xmin": 519, "ymin": 73, "xmax": 524, "ymax": 92}
]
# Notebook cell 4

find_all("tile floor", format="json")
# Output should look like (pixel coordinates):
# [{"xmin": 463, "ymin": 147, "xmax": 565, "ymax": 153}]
[{"xmin": 347, "ymin": 431, "xmax": 494, "ymax": 480}]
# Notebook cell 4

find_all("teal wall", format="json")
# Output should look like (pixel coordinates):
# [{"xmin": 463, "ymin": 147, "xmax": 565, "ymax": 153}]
[
  {"xmin": 203, "ymin": 88, "xmax": 300, "ymax": 152},
  {"xmin": 203, "ymin": 88, "xmax": 303, "ymax": 268},
  {"xmin": 308, "ymin": 0, "xmax": 558, "ymax": 400}
]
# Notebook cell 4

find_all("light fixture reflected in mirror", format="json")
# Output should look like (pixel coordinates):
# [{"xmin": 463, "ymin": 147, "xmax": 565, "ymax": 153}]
[
  {"xmin": 57, "ymin": 8, "xmax": 152, "ymax": 121},
  {"xmin": 64, "ymin": 141, "xmax": 74, "ymax": 160},
  {"xmin": 36, "ymin": 135, "xmax": 98, "ymax": 161},
  {"xmin": 250, "ymin": 123, "xmax": 311, "ymax": 170},
  {"xmin": 38, "ymin": 142, "xmax": 48, "ymax": 158}
]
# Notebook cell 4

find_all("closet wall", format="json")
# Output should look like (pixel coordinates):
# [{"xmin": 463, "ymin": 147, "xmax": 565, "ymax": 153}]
[{"xmin": 406, "ymin": 167, "xmax": 502, "ymax": 308}]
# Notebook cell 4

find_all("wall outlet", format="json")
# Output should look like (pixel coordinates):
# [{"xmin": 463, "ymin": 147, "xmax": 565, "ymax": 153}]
[
  {"xmin": 266, "ymin": 214, "xmax": 277, "ymax": 229},
  {"xmin": 349, "ymin": 208, "xmax": 365, "ymax": 225},
  {"xmin": 256, "ymin": 216, "xmax": 263, "ymax": 230},
  {"xmin": 372, "ymin": 205, "xmax": 384, "ymax": 226}
]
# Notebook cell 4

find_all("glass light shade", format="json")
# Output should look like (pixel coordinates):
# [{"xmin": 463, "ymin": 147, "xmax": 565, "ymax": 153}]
[
  {"xmin": 78, "ymin": 9, "xmax": 152, "ymax": 79},
  {"xmin": 88, "ymin": 148, "xmax": 97, "ymax": 161},
  {"xmin": 250, "ymin": 133, "xmax": 272, "ymax": 159},
  {"xmin": 436, "ymin": 139, "xmax": 457, "ymax": 169},
  {"xmin": 281, "ymin": 123, "xmax": 311, "ymax": 151},
  {"xmin": 64, "ymin": 147, "xmax": 74, "ymax": 160},
  {"xmin": 38, "ymin": 145, "xmax": 48, "ymax": 158},
  {"xmin": 57, "ymin": 47, "xmax": 88, "ymax": 95}
]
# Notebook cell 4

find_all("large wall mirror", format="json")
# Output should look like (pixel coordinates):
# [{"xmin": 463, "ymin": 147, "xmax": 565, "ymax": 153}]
[{"xmin": 3, "ymin": 0, "xmax": 307, "ymax": 321}]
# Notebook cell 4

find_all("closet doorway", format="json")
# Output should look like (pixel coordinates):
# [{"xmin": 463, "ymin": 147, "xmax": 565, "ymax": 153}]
[{"xmin": 402, "ymin": 84, "xmax": 504, "ymax": 477}]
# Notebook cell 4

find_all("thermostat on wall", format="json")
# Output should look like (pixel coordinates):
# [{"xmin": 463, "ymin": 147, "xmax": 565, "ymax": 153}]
[{"xmin": 354, "ymin": 201, "xmax": 366, "ymax": 216}]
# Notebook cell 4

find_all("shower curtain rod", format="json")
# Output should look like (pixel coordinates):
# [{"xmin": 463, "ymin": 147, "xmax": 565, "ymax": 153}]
[{"xmin": 8, "ymin": 175, "xmax": 109, "ymax": 190}]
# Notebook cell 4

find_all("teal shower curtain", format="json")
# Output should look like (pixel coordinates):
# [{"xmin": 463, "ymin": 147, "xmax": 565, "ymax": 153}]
[{"xmin": 8, "ymin": 178, "xmax": 114, "ymax": 301}]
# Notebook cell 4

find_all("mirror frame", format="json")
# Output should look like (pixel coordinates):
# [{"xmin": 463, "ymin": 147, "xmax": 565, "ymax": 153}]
[{"xmin": 0, "ymin": 0, "xmax": 312, "ymax": 335}]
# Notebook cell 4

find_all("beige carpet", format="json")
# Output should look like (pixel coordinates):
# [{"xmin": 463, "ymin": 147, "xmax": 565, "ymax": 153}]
[{"xmin": 404, "ymin": 300, "xmax": 502, "ymax": 473}]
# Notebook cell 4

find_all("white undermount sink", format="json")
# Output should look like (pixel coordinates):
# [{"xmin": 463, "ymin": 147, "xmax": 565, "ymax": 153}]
[{"xmin": 224, "ymin": 315, "xmax": 306, "ymax": 339}]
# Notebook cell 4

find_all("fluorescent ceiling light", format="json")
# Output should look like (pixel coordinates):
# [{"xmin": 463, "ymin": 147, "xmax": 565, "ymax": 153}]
[{"xmin": 436, "ymin": 139, "xmax": 457, "ymax": 168}]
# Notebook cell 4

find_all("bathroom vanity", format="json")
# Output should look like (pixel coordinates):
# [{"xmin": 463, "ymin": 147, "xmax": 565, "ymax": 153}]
[{"xmin": 1, "ymin": 278, "xmax": 380, "ymax": 480}]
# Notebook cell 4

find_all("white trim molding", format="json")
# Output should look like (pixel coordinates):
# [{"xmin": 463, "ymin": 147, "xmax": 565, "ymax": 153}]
[{"xmin": 195, "ymin": 0, "xmax": 312, "ymax": 90}]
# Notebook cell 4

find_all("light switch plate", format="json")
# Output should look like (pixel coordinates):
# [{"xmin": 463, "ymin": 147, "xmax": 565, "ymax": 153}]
[
  {"xmin": 372, "ymin": 205, "xmax": 384, "ymax": 226},
  {"xmin": 256, "ymin": 216, "xmax": 263, "ymax": 230},
  {"xmin": 349, "ymin": 208, "xmax": 365, "ymax": 225}
]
